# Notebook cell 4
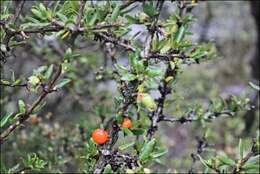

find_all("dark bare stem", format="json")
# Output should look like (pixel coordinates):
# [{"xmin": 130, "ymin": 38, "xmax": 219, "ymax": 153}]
[
  {"xmin": 147, "ymin": 63, "xmax": 176, "ymax": 140},
  {"xmin": 76, "ymin": 0, "xmax": 86, "ymax": 28},
  {"xmin": 160, "ymin": 110, "xmax": 234, "ymax": 124},
  {"xmin": 143, "ymin": 0, "xmax": 164, "ymax": 58},
  {"xmin": 0, "ymin": 83, "xmax": 27, "ymax": 88},
  {"xmin": 13, "ymin": 0, "xmax": 25, "ymax": 24},
  {"xmin": 233, "ymin": 139, "xmax": 259, "ymax": 173},
  {"xmin": 96, "ymin": 32, "xmax": 136, "ymax": 52},
  {"xmin": 119, "ymin": 0, "xmax": 137, "ymax": 10},
  {"xmin": 92, "ymin": 33, "xmax": 141, "ymax": 172}
]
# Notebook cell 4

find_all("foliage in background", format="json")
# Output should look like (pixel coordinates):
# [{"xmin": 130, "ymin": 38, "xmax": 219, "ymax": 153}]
[{"xmin": 0, "ymin": 1, "xmax": 259, "ymax": 173}]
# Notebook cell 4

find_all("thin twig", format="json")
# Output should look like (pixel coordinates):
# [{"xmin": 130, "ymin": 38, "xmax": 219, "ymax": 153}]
[
  {"xmin": 13, "ymin": 0, "xmax": 25, "ymax": 24},
  {"xmin": 76, "ymin": 0, "xmax": 86, "ymax": 28},
  {"xmin": 147, "ymin": 62, "xmax": 176, "ymax": 140},
  {"xmin": 0, "ymin": 65, "xmax": 62, "ymax": 144},
  {"xmin": 143, "ymin": 0, "xmax": 164, "ymax": 58},
  {"xmin": 0, "ymin": 83, "xmax": 27, "ymax": 88},
  {"xmin": 119, "ymin": 0, "xmax": 137, "ymax": 10},
  {"xmin": 93, "ymin": 38, "xmax": 138, "ymax": 173},
  {"xmin": 96, "ymin": 32, "xmax": 136, "ymax": 52},
  {"xmin": 160, "ymin": 110, "xmax": 234, "ymax": 124}
]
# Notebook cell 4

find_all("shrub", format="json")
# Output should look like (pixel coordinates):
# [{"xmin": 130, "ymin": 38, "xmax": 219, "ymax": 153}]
[{"xmin": 0, "ymin": 1, "xmax": 259, "ymax": 173}]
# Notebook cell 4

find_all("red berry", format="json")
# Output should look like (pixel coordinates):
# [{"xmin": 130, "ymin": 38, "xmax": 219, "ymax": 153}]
[
  {"xmin": 92, "ymin": 128, "xmax": 109, "ymax": 145},
  {"xmin": 121, "ymin": 118, "xmax": 132, "ymax": 129}
]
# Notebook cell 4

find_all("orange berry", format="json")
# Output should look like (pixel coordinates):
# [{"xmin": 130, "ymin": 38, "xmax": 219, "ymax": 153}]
[
  {"xmin": 92, "ymin": 128, "xmax": 109, "ymax": 145},
  {"xmin": 121, "ymin": 118, "xmax": 132, "ymax": 129}
]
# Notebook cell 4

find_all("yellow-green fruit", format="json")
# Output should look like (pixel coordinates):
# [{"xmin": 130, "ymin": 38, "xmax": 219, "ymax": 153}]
[
  {"xmin": 28, "ymin": 75, "xmax": 40, "ymax": 86},
  {"xmin": 137, "ymin": 93, "xmax": 156, "ymax": 111},
  {"xmin": 143, "ymin": 168, "xmax": 151, "ymax": 174},
  {"xmin": 139, "ymin": 12, "xmax": 149, "ymax": 23}
]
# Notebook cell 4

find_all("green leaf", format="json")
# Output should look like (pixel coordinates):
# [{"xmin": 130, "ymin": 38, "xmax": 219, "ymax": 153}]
[
  {"xmin": 24, "ymin": 16, "xmax": 40, "ymax": 24},
  {"xmin": 44, "ymin": 64, "xmax": 53, "ymax": 80},
  {"xmin": 89, "ymin": 11, "xmax": 98, "ymax": 26},
  {"xmin": 198, "ymin": 155, "xmax": 211, "ymax": 168},
  {"xmin": 175, "ymin": 26, "xmax": 186, "ymax": 43},
  {"xmin": 0, "ymin": 113, "xmax": 13, "ymax": 128},
  {"xmin": 203, "ymin": 166, "xmax": 209, "ymax": 174},
  {"xmin": 33, "ymin": 66, "xmax": 47, "ymax": 74},
  {"xmin": 247, "ymin": 155, "xmax": 260, "ymax": 164},
  {"xmin": 7, "ymin": 164, "xmax": 20, "ymax": 173},
  {"xmin": 242, "ymin": 163, "xmax": 259, "ymax": 171},
  {"xmin": 13, "ymin": 79, "xmax": 22, "ymax": 85},
  {"xmin": 143, "ymin": 3, "xmax": 157, "ymax": 17},
  {"xmin": 56, "ymin": 12, "xmax": 68, "ymax": 22},
  {"xmin": 103, "ymin": 164, "xmax": 113, "ymax": 174},
  {"xmin": 24, "ymin": 153, "xmax": 47, "ymax": 170},
  {"xmin": 13, "ymin": 113, "xmax": 23, "ymax": 121},
  {"xmin": 111, "ymin": 5, "xmax": 120, "ymax": 22},
  {"xmin": 121, "ymin": 73, "xmax": 136, "ymax": 81},
  {"xmin": 151, "ymin": 148, "xmax": 168, "ymax": 159},
  {"xmin": 33, "ymin": 102, "xmax": 46, "ymax": 114},
  {"xmin": 121, "ymin": 3, "xmax": 138, "ymax": 15},
  {"xmin": 11, "ymin": 71, "xmax": 15, "ymax": 82},
  {"xmin": 190, "ymin": 49, "xmax": 207, "ymax": 59},
  {"xmin": 39, "ymin": 3, "xmax": 46, "ymax": 12},
  {"xmin": 146, "ymin": 68, "xmax": 162, "ymax": 77},
  {"xmin": 238, "ymin": 139, "xmax": 243, "ymax": 160},
  {"xmin": 64, "ymin": 48, "xmax": 72, "ymax": 60},
  {"xmin": 125, "ymin": 15, "xmax": 140, "ymax": 24},
  {"xmin": 87, "ymin": 139, "xmax": 98, "ymax": 156},
  {"xmin": 128, "ymin": 51, "xmax": 138, "ymax": 69},
  {"xmin": 249, "ymin": 82, "xmax": 260, "ymax": 91},
  {"xmin": 54, "ymin": 79, "xmax": 71, "ymax": 90},
  {"xmin": 119, "ymin": 141, "xmax": 135, "ymax": 151},
  {"xmin": 160, "ymin": 41, "xmax": 171, "ymax": 54},
  {"xmin": 61, "ymin": 30, "xmax": 70, "ymax": 39},
  {"xmin": 152, "ymin": 36, "xmax": 159, "ymax": 50},
  {"xmin": 0, "ymin": 79, "xmax": 10, "ymax": 85},
  {"xmin": 217, "ymin": 155, "xmax": 236, "ymax": 166},
  {"xmin": 31, "ymin": 8, "xmax": 42, "ymax": 19},
  {"xmin": 115, "ymin": 64, "xmax": 128, "ymax": 72},
  {"xmin": 121, "ymin": 127, "xmax": 133, "ymax": 135},
  {"xmin": 135, "ymin": 61, "xmax": 145, "ymax": 74},
  {"xmin": 18, "ymin": 100, "xmax": 26, "ymax": 114},
  {"xmin": 131, "ymin": 128, "xmax": 145, "ymax": 136},
  {"xmin": 140, "ymin": 138, "xmax": 156, "ymax": 162},
  {"xmin": 116, "ymin": 114, "xmax": 124, "ymax": 123},
  {"xmin": 21, "ymin": 22, "xmax": 50, "ymax": 28}
]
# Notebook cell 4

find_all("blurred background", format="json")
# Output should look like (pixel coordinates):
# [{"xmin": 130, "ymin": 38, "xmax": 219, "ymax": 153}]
[{"xmin": 1, "ymin": 1, "xmax": 259, "ymax": 173}]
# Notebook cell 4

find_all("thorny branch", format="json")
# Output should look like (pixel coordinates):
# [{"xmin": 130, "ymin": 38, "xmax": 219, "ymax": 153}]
[
  {"xmin": 0, "ymin": 82, "xmax": 27, "ymax": 88},
  {"xmin": 13, "ymin": 0, "xmax": 26, "ymax": 24},
  {"xmin": 233, "ymin": 139, "xmax": 259, "ymax": 173},
  {"xmin": 119, "ymin": 0, "xmax": 137, "ymax": 11},
  {"xmin": 143, "ymin": 0, "xmax": 164, "ymax": 58},
  {"xmin": 159, "ymin": 110, "xmax": 234, "ymax": 124},
  {"xmin": 0, "ymin": 64, "xmax": 62, "ymax": 144},
  {"xmin": 146, "ymin": 0, "xmax": 184, "ymax": 140},
  {"xmin": 0, "ymin": 1, "xmax": 250, "ymax": 173},
  {"xmin": 147, "ymin": 62, "xmax": 177, "ymax": 140},
  {"xmin": 76, "ymin": 0, "xmax": 86, "ymax": 28},
  {"xmin": 188, "ymin": 137, "xmax": 214, "ymax": 174},
  {"xmin": 93, "ymin": 0, "xmax": 201, "ymax": 172},
  {"xmin": 0, "ymin": 20, "xmax": 193, "ymax": 65},
  {"xmin": 93, "ymin": 41, "xmax": 138, "ymax": 173},
  {"xmin": 188, "ymin": 136, "xmax": 259, "ymax": 173}
]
